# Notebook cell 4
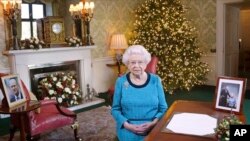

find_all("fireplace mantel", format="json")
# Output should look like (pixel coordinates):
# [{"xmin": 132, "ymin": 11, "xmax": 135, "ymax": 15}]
[
  {"xmin": 3, "ymin": 46, "xmax": 101, "ymax": 110},
  {"xmin": 3, "ymin": 46, "xmax": 95, "ymax": 55}
]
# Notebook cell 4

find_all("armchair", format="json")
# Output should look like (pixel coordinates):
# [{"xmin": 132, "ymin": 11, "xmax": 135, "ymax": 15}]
[
  {"xmin": 0, "ymin": 73, "xmax": 81, "ymax": 141},
  {"xmin": 107, "ymin": 56, "xmax": 158, "ymax": 104}
]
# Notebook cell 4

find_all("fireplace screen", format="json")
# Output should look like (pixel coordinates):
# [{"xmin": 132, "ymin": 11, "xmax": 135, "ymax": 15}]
[{"xmin": 29, "ymin": 61, "xmax": 82, "ymax": 106}]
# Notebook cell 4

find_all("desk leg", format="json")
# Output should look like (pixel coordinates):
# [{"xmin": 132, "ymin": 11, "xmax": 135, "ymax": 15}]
[{"xmin": 19, "ymin": 114, "xmax": 26, "ymax": 141}]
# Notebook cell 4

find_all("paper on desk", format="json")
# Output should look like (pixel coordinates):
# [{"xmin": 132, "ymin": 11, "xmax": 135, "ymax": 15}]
[{"xmin": 166, "ymin": 112, "xmax": 217, "ymax": 136}]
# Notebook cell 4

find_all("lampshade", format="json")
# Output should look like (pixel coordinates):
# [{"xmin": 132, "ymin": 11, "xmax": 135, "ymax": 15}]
[{"xmin": 110, "ymin": 34, "xmax": 128, "ymax": 50}]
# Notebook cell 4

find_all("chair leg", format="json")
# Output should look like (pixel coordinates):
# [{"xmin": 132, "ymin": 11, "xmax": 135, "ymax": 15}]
[
  {"xmin": 26, "ymin": 134, "xmax": 40, "ymax": 141},
  {"xmin": 107, "ymin": 90, "xmax": 114, "ymax": 106},
  {"xmin": 9, "ymin": 125, "xmax": 17, "ymax": 141},
  {"xmin": 71, "ymin": 121, "xmax": 82, "ymax": 141}
]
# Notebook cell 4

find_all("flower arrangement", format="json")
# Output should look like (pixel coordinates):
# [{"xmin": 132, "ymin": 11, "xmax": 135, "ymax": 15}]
[
  {"xmin": 65, "ymin": 36, "xmax": 83, "ymax": 47},
  {"xmin": 38, "ymin": 71, "xmax": 82, "ymax": 107},
  {"xmin": 214, "ymin": 114, "xmax": 242, "ymax": 141},
  {"xmin": 20, "ymin": 37, "xmax": 46, "ymax": 49}
]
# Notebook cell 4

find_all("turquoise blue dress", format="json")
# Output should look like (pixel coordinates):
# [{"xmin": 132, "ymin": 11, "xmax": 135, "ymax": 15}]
[{"xmin": 111, "ymin": 72, "xmax": 168, "ymax": 141}]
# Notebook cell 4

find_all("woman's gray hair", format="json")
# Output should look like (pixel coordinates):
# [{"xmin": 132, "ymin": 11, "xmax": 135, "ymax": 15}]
[{"xmin": 122, "ymin": 45, "xmax": 151, "ymax": 66}]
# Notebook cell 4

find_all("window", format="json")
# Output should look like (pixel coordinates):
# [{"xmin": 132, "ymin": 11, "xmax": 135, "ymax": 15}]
[{"xmin": 21, "ymin": 1, "xmax": 45, "ymax": 39}]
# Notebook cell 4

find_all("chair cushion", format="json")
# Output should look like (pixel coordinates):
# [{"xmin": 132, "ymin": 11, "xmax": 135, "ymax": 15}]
[
  {"xmin": 30, "ymin": 104, "xmax": 75, "ymax": 136},
  {"xmin": 145, "ymin": 56, "xmax": 158, "ymax": 73}
]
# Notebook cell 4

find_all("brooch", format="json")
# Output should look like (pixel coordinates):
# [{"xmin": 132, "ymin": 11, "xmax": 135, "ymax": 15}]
[{"xmin": 124, "ymin": 81, "xmax": 129, "ymax": 89}]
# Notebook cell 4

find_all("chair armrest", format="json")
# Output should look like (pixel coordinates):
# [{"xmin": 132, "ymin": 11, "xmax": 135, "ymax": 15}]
[
  {"xmin": 56, "ymin": 104, "xmax": 77, "ymax": 118},
  {"xmin": 39, "ymin": 99, "xmax": 76, "ymax": 118}
]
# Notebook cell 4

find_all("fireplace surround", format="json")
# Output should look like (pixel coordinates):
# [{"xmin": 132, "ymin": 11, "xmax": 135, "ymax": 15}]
[
  {"xmin": 3, "ymin": 46, "xmax": 104, "ymax": 111},
  {"xmin": 29, "ymin": 60, "xmax": 81, "ymax": 98}
]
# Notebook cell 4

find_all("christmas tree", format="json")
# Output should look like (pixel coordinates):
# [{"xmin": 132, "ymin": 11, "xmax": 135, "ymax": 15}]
[{"xmin": 129, "ymin": 0, "xmax": 209, "ymax": 94}]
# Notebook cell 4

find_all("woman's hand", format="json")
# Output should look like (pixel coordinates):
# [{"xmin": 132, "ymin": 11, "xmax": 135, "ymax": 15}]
[
  {"xmin": 123, "ymin": 118, "xmax": 159, "ymax": 134},
  {"xmin": 123, "ymin": 122, "xmax": 145, "ymax": 133},
  {"xmin": 139, "ymin": 118, "xmax": 159, "ymax": 133}
]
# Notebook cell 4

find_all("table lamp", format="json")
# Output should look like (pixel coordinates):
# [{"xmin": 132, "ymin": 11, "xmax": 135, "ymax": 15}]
[{"xmin": 110, "ymin": 34, "xmax": 128, "ymax": 74}]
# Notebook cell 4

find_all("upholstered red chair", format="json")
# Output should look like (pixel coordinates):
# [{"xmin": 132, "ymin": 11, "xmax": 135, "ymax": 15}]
[
  {"xmin": 0, "ymin": 73, "xmax": 81, "ymax": 141},
  {"xmin": 107, "ymin": 56, "xmax": 159, "ymax": 104}
]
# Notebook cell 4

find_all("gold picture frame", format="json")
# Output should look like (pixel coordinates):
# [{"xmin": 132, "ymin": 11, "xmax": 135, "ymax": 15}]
[
  {"xmin": 214, "ymin": 76, "xmax": 247, "ymax": 114},
  {"xmin": 1, "ymin": 74, "xmax": 26, "ymax": 108}
]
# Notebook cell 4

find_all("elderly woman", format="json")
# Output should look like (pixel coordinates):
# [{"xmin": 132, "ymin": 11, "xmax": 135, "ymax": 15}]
[{"xmin": 111, "ymin": 45, "xmax": 168, "ymax": 141}]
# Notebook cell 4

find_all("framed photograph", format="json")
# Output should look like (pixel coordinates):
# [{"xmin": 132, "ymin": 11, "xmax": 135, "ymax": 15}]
[
  {"xmin": 0, "ymin": 88, "xmax": 3, "ymax": 106},
  {"xmin": 1, "ymin": 74, "xmax": 26, "ymax": 108},
  {"xmin": 10, "ymin": 102, "xmax": 27, "ymax": 112},
  {"xmin": 214, "ymin": 76, "xmax": 247, "ymax": 114}
]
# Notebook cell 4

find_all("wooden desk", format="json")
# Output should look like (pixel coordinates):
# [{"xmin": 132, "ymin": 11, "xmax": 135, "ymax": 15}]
[
  {"xmin": 0, "ymin": 100, "xmax": 40, "ymax": 141},
  {"xmin": 145, "ymin": 100, "xmax": 246, "ymax": 141}
]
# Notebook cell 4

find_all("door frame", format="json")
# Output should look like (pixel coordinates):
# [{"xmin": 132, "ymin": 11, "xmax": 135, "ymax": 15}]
[{"xmin": 216, "ymin": 0, "xmax": 244, "ymax": 77}]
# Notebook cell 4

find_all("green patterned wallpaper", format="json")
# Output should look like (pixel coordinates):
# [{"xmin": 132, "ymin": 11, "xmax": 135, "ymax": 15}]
[
  {"xmin": 0, "ymin": 7, "xmax": 8, "ymax": 69},
  {"xmin": 182, "ymin": 0, "xmax": 216, "ymax": 53},
  {"xmin": 90, "ymin": 0, "xmax": 145, "ymax": 58},
  {"xmin": 0, "ymin": 0, "xmax": 216, "ymax": 69},
  {"xmin": 90, "ymin": 0, "xmax": 216, "ymax": 58}
]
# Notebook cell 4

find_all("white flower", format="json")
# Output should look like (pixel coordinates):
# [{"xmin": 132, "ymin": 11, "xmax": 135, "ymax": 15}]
[
  {"xmin": 58, "ymin": 97, "xmax": 63, "ymax": 103},
  {"xmin": 56, "ymin": 82, "xmax": 63, "ymax": 88},
  {"xmin": 49, "ymin": 89, "xmax": 55, "ymax": 95},
  {"xmin": 53, "ymin": 77, "xmax": 57, "ymax": 81},
  {"xmin": 65, "ymin": 36, "xmax": 82, "ymax": 47},
  {"xmin": 70, "ymin": 100, "xmax": 74, "ymax": 105},
  {"xmin": 38, "ymin": 72, "xmax": 82, "ymax": 107},
  {"xmin": 64, "ymin": 87, "xmax": 71, "ymax": 93},
  {"xmin": 63, "ymin": 76, "xmax": 67, "ymax": 81},
  {"xmin": 21, "ymin": 38, "xmax": 45, "ymax": 49},
  {"xmin": 48, "ymin": 83, "xmax": 52, "ymax": 88},
  {"xmin": 73, "ymin": 95, "xmax": 77, "ymax": 100}
]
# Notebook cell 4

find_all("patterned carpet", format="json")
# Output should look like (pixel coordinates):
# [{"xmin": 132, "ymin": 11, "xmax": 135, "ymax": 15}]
[{"xmin": 0, "ymin": 106, "xmax": 116, "ymax": 141}]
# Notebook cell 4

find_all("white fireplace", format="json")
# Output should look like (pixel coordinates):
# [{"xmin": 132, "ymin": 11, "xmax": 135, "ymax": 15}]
[{"xmin": 3, "ymin": 46, "xmax": 104, "ymax": 111}]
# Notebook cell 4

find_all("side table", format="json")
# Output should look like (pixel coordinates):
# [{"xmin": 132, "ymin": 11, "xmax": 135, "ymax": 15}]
[
  {"xmin": 106, "ymin": 62, "xmax": 126, "ymax": 76},
  {"xmin": 106, "ymin": 63, "xmax": 126, "ymax": 104},
  {"xmin": 0, "ymin": 100, "xmax": 40, "ymax": 141}
]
